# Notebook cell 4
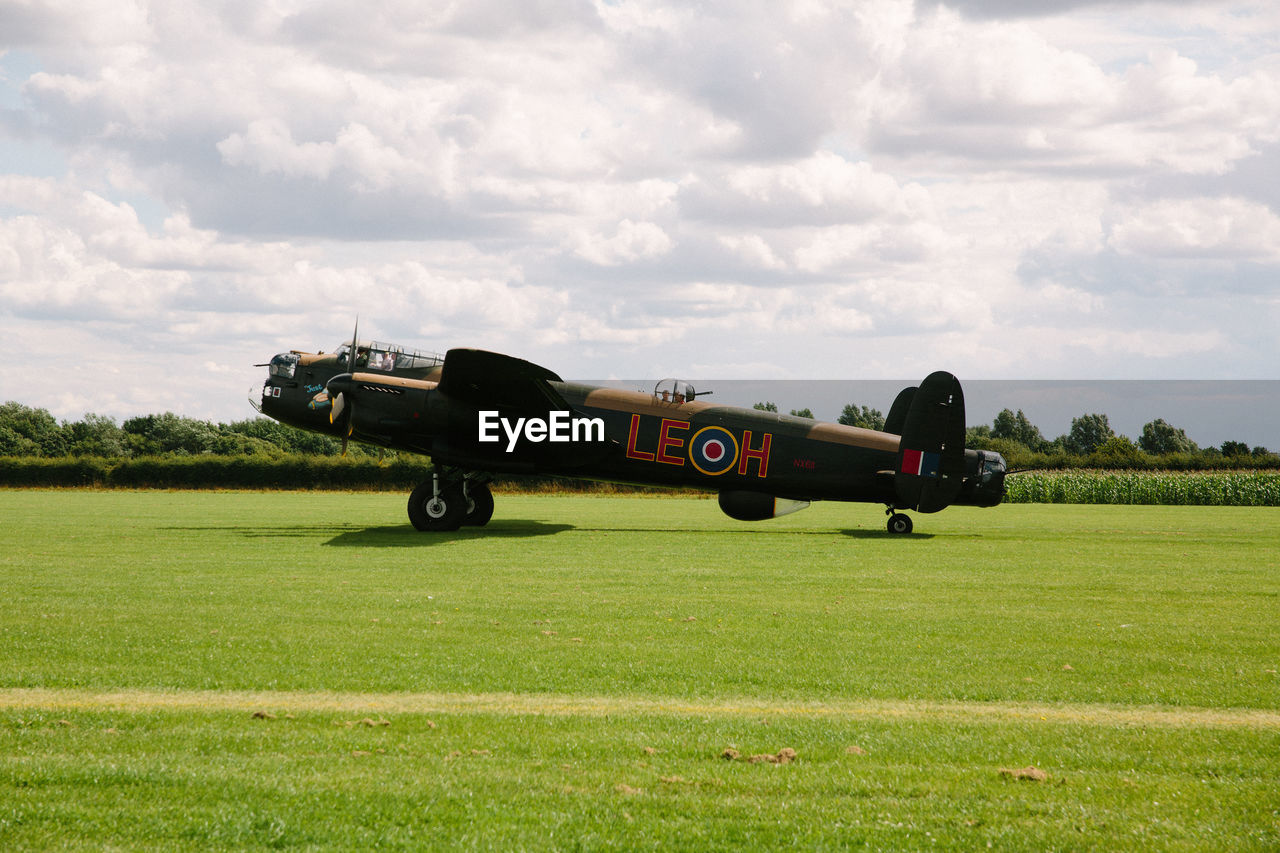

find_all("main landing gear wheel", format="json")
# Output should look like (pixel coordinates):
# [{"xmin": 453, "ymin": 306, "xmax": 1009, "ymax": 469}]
[
  {"xmin": 886, "ymin": 513, "xmax": 913, "ymax": 535},
  {"xmin": 462, "ymin": 482, "xmax": 494, "ymax": 527},
  {"xmin": 408, "ymin": 478, "xmax": 465, "ymax": 531}
]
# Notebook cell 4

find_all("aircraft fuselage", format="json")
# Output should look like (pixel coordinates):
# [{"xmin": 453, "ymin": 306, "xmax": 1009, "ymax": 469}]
[{"xmin": 254, "ymin": 341, "xmax": 1006, "ymax": 531}]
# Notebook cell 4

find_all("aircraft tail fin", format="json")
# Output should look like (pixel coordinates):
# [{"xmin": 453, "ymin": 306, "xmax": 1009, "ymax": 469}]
[
  {"xmin": 892, "ymin": 371, "xmax": 966, "ymax": 513},
  {"xmin": 884, "ymin": 385, "xmax": 916, "ymax": 436}
]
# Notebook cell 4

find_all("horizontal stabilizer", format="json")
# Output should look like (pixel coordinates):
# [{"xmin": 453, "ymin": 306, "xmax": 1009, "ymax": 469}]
[{"xmin": 437, "ymin": 348, "xmax": 569, "ymax": 413}]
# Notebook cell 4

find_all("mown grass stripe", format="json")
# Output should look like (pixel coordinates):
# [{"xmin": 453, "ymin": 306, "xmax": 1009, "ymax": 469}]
[{"xmin": 3, "ymin": 688, "xmax": 1276, "ymax": 730}]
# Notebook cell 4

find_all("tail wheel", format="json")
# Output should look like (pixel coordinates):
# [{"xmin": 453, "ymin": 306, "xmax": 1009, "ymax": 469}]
[
  {"xmin": 408, "ymin": 478, "xmax": 465, "ymax": 531},
  {"xmin": 462, "ymin": 482, "xmax": 495, "ymax": 526},
  {"xmin": 887, "ymin": 513, "xmax": 913, "ymax": 535}
]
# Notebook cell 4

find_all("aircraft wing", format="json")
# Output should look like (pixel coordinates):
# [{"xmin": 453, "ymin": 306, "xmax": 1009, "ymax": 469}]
[
  {"xmin": 437, "ymin": 348, "xmax": 570, "ymax": 413},
  {"xmin": 432, "ymin": 348, "xmax": 618, "ymax": 470}
]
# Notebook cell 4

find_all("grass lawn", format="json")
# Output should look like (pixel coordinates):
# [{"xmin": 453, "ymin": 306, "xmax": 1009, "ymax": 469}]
[{"xmin": 1, "ymin": 491, "xmax": 1277, "ymax": 849}]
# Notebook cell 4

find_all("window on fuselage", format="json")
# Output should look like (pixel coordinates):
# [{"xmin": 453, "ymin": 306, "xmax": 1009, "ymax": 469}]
[
  {"xmin": 366, "ymin": 348, "xmax": 398, "ymax": 371},
  {"xmin": 335, "ymin": 344, "xmax": 371, "ymax": 370},
  {"xmin": 269, "ymin": 353, "xmax": 298, "ymax": 378}
]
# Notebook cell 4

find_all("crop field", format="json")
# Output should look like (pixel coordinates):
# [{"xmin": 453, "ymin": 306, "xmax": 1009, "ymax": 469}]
[
  {"xmin": 2, "ymin": 491, "xmax": 1278, "ymax": 850},
  {"xmin": 1003, "ymin": 469, "xmax": 1280, "ymax": 506}
]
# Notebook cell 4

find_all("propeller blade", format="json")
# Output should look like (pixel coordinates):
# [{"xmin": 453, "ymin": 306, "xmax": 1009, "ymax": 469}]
[
  {"xmin": 326, "ymin": 377, "xmax": 356, "ymax": 455},
  {"xmin": 331, "ymin": 317, "xmax": 359, "ymax": 453},
  {"xmin": 328, "ymin": 317, "xmax": 362, "ymax": 455},
  {"xmin": 340, "ymin": 399, "xmax": 354, "ymax": 455}
]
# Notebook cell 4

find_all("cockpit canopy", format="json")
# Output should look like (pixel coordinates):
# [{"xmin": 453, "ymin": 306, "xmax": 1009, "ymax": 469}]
[
  {"xmin": 334, "ymin": 340, "xmax": 444, "ymax": 373},
  {"xmin": 268, "ymin": 352, "xmax": 299, "ymax": 378}
]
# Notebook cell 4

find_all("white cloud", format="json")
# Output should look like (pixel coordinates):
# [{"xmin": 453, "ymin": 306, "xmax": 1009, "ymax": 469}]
[
  {"xmin": 793, "ymin": 220, "xmax": 959, "ymax": 273},
  {"xmin": 570, "ymin": 219, "xmax": 673, "ymax": 266},
  {"xmin": 910, "ymin": 10, "xmax": 1114, "ymax": 120},
  {"xmin": 685, "ymin": 152, "xmax": 932, "ymax": 226},
  {"xmin": 218, "ymin": 118, "xmax": 339, "ymax": 181},
  {"xmin": 0, "ymin": 212, "xmax": 189, "ymax": 320},
  {"xmin": 1072, "ymin": 326, "xmax": 1227, "ymax": 360},
  {"xmin": 2, "ymin": 0, "xmax": 1279, "ymax": 421},
  {"xmin": 1109, "ymin": 197, "xmax": 1280, "ymax": 260},
  {"xmin": 717, "ymin": 234, "xmax": 788, "ymax": 272},
  {"xmin": 868, "ymin": 12, "xmax": 1279, "ymax": 176}
]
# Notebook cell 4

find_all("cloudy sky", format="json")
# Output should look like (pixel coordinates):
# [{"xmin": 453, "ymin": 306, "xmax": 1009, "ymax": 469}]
[{"xmin": 2, "ymin": 0, "xmax": 1278, "ymax": 424}]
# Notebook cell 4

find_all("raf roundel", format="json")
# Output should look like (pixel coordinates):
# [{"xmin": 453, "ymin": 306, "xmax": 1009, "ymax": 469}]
[{"xmin": 689, "ymin": 426, "xmax": 740, "ymax": 476}]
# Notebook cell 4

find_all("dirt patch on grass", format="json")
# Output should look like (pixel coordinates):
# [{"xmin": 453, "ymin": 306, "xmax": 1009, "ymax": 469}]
[
  {"xmin": 999, "ymin": 766, "xmax": 1048, "ymax": 782},
  {"xmin": 3, "ymin": 688, "xmax": 1277, "ymax": 731},
  {"xmin": 334, "ymin": 717, "xmax": 391, "ymax": 728},
  {"xmin": 723, "ymin": 746, "xmax": 798, "ymax": 765}
]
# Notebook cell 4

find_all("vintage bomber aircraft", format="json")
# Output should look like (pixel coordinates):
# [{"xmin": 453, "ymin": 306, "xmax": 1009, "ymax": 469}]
[{"xmin": 252, "ymin": 334, "xmax": 1007, "ymax": 534}]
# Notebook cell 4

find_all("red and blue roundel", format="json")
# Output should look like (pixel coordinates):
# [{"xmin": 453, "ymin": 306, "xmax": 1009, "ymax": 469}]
[{"xmin": 689, "ymin": 426, "xmax": 740, "ymax": 476}]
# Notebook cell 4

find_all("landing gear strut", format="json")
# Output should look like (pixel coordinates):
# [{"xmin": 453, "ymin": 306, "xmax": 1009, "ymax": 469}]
[
  {"xmin": 408, "ymin": 468, "xmax": 494, "ymax": 531},
  {"xmin": 885, "ymin": 506, "xmax": 913, "ymax": 535}
]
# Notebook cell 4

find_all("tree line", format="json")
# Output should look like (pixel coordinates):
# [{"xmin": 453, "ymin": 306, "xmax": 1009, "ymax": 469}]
[
  {"xmin": 2, "ymin": 399, "xmax": 1275, "ymax": 470},
  {"xmin": 755, "ymin": 401, "xmax": 1276, "ymax": 469},
  {"xmin": 0, "ymin": 402, "xmax": 375, "ymax": 459}
]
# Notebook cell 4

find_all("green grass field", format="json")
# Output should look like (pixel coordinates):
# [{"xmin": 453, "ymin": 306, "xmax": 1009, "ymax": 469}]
[{"xmin": 2, "ymin": 491, "xmax": 1277, "ymax": 850}]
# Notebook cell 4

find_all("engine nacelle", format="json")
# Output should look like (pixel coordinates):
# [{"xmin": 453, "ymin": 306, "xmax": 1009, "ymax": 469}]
[{"xmin": 718, "ymin": 491, "xmax": 810, "ymax": 521}]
